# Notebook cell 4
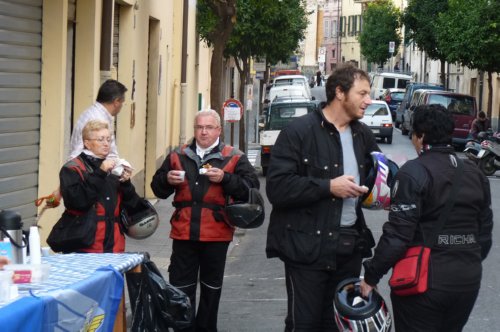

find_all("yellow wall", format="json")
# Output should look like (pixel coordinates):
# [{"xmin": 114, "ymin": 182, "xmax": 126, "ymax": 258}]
[
  {"xmin": 37, "ymin": 0, "xmax": 208, "ymax": 238},
  {"xmin": 38, "ymin": 0, "xmax": 69, "ymax": 234}
]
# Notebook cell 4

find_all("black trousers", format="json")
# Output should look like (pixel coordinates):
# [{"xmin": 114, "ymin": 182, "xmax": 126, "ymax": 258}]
[
  {"xmin": 169, "ymin": 239, "xmax": 230, "ymax": 332},
  {"xmin": 284, "ymin": 253, "xmax": 362, "ymax": 332},
  {"xmin": 391, "ymin": 288, "xmax": 479, "ymax": 332}
]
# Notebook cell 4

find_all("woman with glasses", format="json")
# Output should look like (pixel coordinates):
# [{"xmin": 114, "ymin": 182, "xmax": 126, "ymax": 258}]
[{"xmin": 58, "ymin": 120, "xmax": 140, "ymax": 253}]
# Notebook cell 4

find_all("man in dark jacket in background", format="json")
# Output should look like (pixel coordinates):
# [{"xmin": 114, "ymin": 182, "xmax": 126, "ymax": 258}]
[
  {"xmin": 361, "ymin": 105, "xmax": 493, "ymax": 331},
  {"xmin": 266, "ymin": 64, "xmax": 380, "ymax": 331}
]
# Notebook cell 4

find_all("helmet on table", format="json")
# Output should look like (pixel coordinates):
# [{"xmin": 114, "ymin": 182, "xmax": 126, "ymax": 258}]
[
  {"xmin": 120, "ymin": 199, "xmax": 159, "ymax": 239},
  {"xmin": 334, "ymin": 278, "xmax": 392, "ymax": 332},
  {"xmin": 362, "ymin": 152, "xmax": 399, "ymax": 210}
]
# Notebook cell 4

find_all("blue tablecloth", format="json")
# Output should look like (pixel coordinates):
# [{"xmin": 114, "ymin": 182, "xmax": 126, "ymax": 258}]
[{"xmin": 0, "ymin": 253, "xmax": 144, "ymax": 332}]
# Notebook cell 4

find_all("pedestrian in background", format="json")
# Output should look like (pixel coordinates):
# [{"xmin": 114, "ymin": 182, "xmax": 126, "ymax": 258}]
[
  {"xmin": 469, "ymin": 111, "xmax": 491, "ymax": 140},
  {"xmin": 361, "ymin": 104, "xmax": 493, "ymax": 331},
  {"xmin": 151, "ymin": 109, "xmax": 259, "ymax": 331},
  {"xmin": 316, "ymin": 70, "xmax": 322, "ymax": 87},
  {"xmin": 42, "ymin": 80, "xmax": 130, "ymax": 207},
  {"xmin": 266, "ymin": 64, "xmax": 380, "ymax": 331},
  {"xmin": 69, "ymin": 79, "xmax": 128, "ymax": 160}
]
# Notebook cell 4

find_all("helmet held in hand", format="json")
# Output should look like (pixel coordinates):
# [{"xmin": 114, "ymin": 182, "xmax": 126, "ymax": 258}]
[
  {"xmin": 362, "ymin": 152, "xmax": 399, "ymax": 210},
  {"xmin": 121, "ymin": 199, "xmax": 159, "ymax": 239},
  {"xmin": 334, "ymin": 278, "xmax": 392, "ymax": 332},
  {"xmin": 225, "ymin": 187, "xmax": 265, "ymax": 229}
]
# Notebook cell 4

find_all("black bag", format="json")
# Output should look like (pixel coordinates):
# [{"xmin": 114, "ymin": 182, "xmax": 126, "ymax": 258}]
[
  {"xmin": 337, "ymin": 228, "xmax": 359, "ymax": 255},
  {"xmin": 127, "ymin": 255, "xmax": 192, "ymax": 331},
  {"xmin": 46, "ymin": 207, "xmax": 97, "ymax": 253}
]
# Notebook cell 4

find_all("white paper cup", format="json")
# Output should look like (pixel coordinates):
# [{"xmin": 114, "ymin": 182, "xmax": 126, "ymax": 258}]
[
  {"xmin": 178, "ymin": 171, "xmax": 185, "ymax": 181},
  {"xmin": 41, "ymin": 247, "xmax": 51, "ymax": 257}
]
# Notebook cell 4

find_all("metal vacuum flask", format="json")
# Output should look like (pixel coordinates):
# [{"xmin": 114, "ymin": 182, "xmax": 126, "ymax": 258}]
[{"xmin": 0, "ymin": 210, "xmax": 25, "ymax": 263}]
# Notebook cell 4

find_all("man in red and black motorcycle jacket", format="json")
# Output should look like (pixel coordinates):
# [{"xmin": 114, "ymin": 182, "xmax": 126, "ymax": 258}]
[{"xmin": 151, "ymin": 109, "xmax": 259, "ymax": 331}]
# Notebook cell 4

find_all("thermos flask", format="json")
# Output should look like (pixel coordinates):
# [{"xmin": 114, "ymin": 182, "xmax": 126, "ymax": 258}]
[{"xmin": 0, "ymin": 210, "xmax": 25, "ymax": 264}]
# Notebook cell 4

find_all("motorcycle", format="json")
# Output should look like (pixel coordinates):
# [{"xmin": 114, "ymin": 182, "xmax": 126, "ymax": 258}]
[
  {"xmin": 464, "ymin": 140, "xmax": 482, "ymax": 163},
  {"xmin": 463, "ymin": 131, "xmax": 494, "ymax": 163},
  {"xmin": 476, "ymin": 133, "xmax": 500, "ymax": 176}
]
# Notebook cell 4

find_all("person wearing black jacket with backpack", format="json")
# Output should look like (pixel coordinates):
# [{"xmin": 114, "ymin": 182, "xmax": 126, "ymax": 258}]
[{"xmin": 361, "ymin": 104, "xmax": 493, "ymax": 332}]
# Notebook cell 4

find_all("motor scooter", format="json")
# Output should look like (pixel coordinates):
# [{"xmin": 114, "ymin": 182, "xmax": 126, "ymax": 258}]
[
  {"xmin": 476, "ymin": 135, "xmax": 500, "ymax": 176},
  {"xmin": 464, "ymin": 140, "xmax": 482, "ymax": 163},
  {"xmin": 463, "ymin": 131, "xmax": 494, "ymax": 163}
]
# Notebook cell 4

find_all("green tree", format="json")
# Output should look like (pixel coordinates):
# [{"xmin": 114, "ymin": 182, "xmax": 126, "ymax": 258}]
[
  {"xmin": 224, "ymin": 0, "xmax": 309, "ymax": 150},
  {"xmin": 197, "ymin": 0, "xmax": 237, "ymax": 118},
  {"xmin": 436, "ymin": 0, "xmax": 500, "ymax": 116},
  {"xmin": 359, "ymin": 0, "xmax": 401, "ymax": 68},
  {"xmin": 403, "ymin": 0, "xmax": 448, "ymax": 85}
]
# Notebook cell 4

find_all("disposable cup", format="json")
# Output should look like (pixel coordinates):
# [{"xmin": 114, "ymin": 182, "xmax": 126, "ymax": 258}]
[{"xmin": 178, "ymin": 171, "xmax": 186, "ymax": 181}]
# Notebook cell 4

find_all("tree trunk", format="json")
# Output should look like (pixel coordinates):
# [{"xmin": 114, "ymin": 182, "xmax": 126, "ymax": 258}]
[
  {"xmin": 486, "ymin": 71, "xmax": 493, "ymax": 119},
  {"xmin": 207, "ymin": 1, "xmax": 237, "ymax": 138},
  {"xmin": 440, "ymin": 59, "xmax": 446, "ymax": 88},
  {"xmin": 235, "ymin": 56, "xmax": 249, "ymax": 152}
]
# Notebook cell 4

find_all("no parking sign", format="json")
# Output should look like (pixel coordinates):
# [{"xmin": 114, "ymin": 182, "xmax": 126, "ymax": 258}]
[{"xmin": 222, "ymin": 98, "xmax": 243, "ymax": 122}]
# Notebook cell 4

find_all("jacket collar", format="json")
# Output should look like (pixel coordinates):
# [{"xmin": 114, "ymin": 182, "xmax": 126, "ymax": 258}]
[{"xmin": 314, "ymin": 107, "xmax": 364, "ymax": 133}]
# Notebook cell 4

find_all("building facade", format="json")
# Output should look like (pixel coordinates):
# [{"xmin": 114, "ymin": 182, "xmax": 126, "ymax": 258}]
[{"xmin": 0, "ymin": 0, "xmax": 214, "ymax": 236}]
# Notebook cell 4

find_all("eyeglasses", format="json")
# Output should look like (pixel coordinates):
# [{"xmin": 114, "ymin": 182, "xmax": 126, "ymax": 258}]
[
  {"xmin": 86, "ymin": 136, "xmax": 112, "ymax": 143},
  {"xmin": 194, "ymin": 125, "xmax": 219, "ymax": 131}
]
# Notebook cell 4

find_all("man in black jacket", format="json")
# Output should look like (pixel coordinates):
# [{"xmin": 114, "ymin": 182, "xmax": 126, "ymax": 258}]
[
  {"xmin": 361, "ymin": 105, "xmax": 493, "ymax": 331},
  {"xmin": 266, "ymin": 64, "xmax": 380, "ymax": 331}
]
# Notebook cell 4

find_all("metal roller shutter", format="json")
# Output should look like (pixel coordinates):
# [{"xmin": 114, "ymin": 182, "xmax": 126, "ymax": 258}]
[{"xmin": 0, "ymin": 0, "xmax": 42, "ymax": 227}]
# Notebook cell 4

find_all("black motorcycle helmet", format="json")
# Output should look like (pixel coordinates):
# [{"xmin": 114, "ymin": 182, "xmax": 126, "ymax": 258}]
[
  {"xmin": 334, "ymin": 278, "xmax": 392, "ymax": 332},
  {"xmin": 225, "ymin": 188, "xmax": 265, "ymax": 229}
]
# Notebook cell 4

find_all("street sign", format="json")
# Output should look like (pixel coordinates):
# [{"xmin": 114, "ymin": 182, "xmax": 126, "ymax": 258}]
[
  {"xmin": 222, "ymin": 98, "xmax": 243, "ymax": 123},
  {"xmin": 253, "ymin": 61, "xmax": 266, "ymax": 72},
  {"xmin": 389, "ymin": 41, "xmax": 395, "ymax": 53},
  {"xmin": 318, "ymin": 47, "xmax": 326, "ymax": 63}
]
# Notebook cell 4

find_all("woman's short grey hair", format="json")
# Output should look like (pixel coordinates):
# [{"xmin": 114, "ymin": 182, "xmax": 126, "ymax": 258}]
[
  {"xmin": 82, "ymin": 120, "xmax": 109, "ymax": 140},
  {"xmin": 195, "ymin": 109, "xmax": 221, "ymax": 127}
]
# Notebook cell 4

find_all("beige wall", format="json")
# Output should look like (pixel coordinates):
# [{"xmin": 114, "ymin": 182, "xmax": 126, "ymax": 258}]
[
  {"xmin": 340, "ymin": 0, "xmax": 362, "ymax": 65},
  {"xmin": 37, "ymin": 0, "xmax": 207, "ymax": 238},
  {"xmin": 38, "ymin": 0, "xmax": 69, "ymax": 234}
]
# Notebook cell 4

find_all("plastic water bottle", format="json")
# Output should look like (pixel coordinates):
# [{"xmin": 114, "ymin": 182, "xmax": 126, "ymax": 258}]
[{"xmin": 29, "ymin": 226, "xmax": 41, "ymax": 265}]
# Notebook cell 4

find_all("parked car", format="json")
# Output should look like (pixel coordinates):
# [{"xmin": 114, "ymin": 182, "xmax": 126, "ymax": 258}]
[
  {"xmin": 380, "ymin": 88, "xmax": 405, "ymax": 124},
  {"xmin": 259, "ymin": 98, "xmax": 317, "ymax": 175},
  {"xmin": 264, "ymin": 85, "xmax": 311, "ymax": 107},
  {"xmin": 272, "ymin": 75, "xmax": 312, "ymax": 100},
  {"xmin": 370, "ymin": 72, "xmax": 412, "ymax": 100},
  {"xmin": 359, "ymin": 100, "xmax": 394, "ymax": 144},
  {"xmin": 404, "ymin": 90, "xmax": 477, "ymax": 146},
  {"xmin": 398, "ymin": 83, "xmax": 444, "ymax": 135}
]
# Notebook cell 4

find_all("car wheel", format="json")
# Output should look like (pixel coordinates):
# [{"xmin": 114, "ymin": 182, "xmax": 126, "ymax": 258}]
[
  {"xmin": 386, "ymin": 136, "xmax": 393, "ymax": 144},
  {"xmin": 401, "ymin": 119, "xmax": 409, "ymax": 135}
]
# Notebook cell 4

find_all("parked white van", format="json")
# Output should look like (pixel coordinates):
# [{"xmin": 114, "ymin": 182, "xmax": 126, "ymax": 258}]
[
  {"xmin": 266, "ymin": 85, "xmax": 311, "ymax": 104},
  {"xmin": 370, "ymin": 72, "xmax": 412, "ymax": 100},
  {"xmin": 272, "ymin": 75, "xmax": 312, "ymax": 100}
]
